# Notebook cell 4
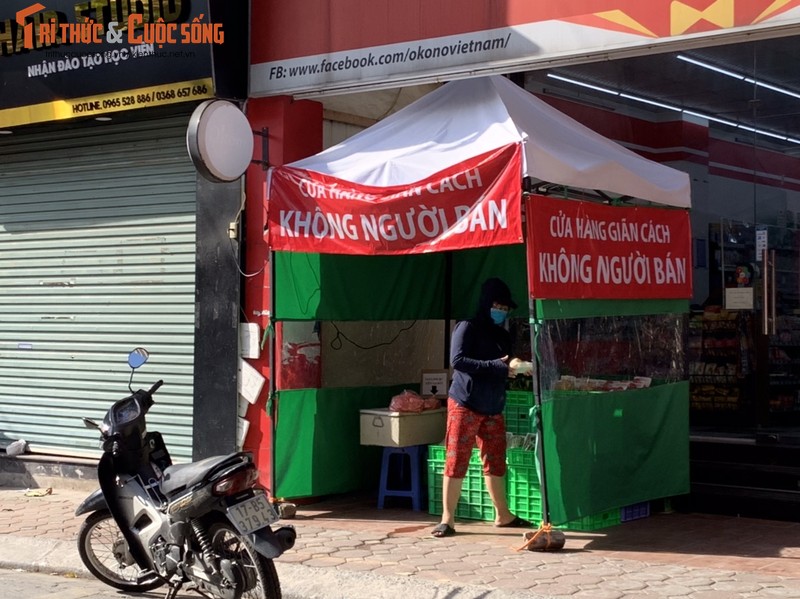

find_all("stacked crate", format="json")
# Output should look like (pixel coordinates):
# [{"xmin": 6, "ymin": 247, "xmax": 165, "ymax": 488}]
[
  {"xmin": 427, "ymin": 445, "xmax": 542, "ymax": 523},
  {"xmin": 504, "ymin": 391, "xmax": 535, "ymax": 435},
  {"xmin": 427, "ymin": 391, "xmax": 648, "ymax": 531},
  {"xmin": 428, "ymin": 391, "xmax": 537, "ymax": 522},
  {"xmin": 427, "ymin": 445, "xmax": 494, "ymax": 521},
  {"xmin": 505, "ymin": 448, "xmax": 543, "ymax": 523}
]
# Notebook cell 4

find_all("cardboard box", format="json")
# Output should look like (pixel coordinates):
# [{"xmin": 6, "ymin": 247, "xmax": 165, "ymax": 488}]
[{"xmin": 359, "ymin": 408, "xmax": 446, "ymax": 447}]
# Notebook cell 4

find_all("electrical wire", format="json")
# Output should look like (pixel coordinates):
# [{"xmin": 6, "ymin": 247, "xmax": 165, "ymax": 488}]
[
  {"xmin": 328, "ymin": 320, "xmax": 417, "ymax": 350},
  {"xmin": 228, "ymin": 236, "xmax": 266, "ymax": 278}
]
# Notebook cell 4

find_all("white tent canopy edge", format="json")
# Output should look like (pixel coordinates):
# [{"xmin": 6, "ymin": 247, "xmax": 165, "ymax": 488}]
[{"xmin": 285, "ymin": 75, "xmax": 691, "ymax": 209}]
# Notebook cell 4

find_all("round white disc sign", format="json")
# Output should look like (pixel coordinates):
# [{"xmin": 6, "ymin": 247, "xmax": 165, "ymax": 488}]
[{"xmin": 187, "ymin": 100, "xmax": 254, "ymax": 182}]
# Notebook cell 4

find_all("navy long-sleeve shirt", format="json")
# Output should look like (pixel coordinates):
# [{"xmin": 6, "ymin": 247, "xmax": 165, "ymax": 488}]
[{"xmin": 448, "ymin": 317, "xmax": 511, "ymax": 415}]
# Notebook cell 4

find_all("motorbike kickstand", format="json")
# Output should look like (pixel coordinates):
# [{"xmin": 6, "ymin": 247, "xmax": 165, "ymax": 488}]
[{"xmin": 163, "ymin": 582, "xmax": 183, "ymax": 599}]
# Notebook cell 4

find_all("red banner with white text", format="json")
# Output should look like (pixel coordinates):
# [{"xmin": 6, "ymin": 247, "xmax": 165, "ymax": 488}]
[
  {"xmin": 526, "ymin": 195, "xmax": 692, "ymax": 299},
  {"xmin": 267, "ymin": 144, "xmax": 523, "ymax": 255}
]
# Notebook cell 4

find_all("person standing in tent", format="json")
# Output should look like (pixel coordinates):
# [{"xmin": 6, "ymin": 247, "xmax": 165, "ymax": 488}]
[{"xmin": 432, "ymin": 277, "xmax": 532, "ymax": 538}]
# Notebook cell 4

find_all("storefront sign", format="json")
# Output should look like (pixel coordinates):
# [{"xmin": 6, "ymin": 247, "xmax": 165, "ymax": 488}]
[
  {"xmin": 526, "ymin": 195, "xmax": 692, "ymax": 299},
  {"xmin": 251, "ymin": 0, "xmax": 800, "ymax": 97},
  {"xmin": 0, "ymin": 0, "xmax": 247, "ymax": 127},
  {"xmin": 756, "ymin": 228, "xmax": 768, "ymax": 261},
  {"xmin": 267, "ymin": 144, "xmax": 523, "ymax": 255}
]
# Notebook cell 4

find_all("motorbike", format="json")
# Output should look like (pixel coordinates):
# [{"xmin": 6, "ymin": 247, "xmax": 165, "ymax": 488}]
[{"xmin": 75, "ymin": 348, "xmax": 296, "ymax": 599}]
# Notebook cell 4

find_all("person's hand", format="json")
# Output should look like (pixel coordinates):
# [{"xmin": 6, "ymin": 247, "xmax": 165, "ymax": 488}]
[
  {"xmin": 500, "ymin": 355, "xmax": 509, "ymax": 363},
  {"xmin": 509, "ymin": 358, "xmax": 533, "ymax": 376},
  {"xmin": 508, "ymin": 357, "xmax": 520, "ymax": 377}
]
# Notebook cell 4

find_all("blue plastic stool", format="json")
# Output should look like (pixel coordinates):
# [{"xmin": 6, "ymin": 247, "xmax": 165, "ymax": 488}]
[{"xmin": 377, "ymin": 445, "xmax": 425, "ymax": 511}]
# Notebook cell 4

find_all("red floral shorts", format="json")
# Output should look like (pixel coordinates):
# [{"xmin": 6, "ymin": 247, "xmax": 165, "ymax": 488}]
[{"xmin": 444, "ymin": 397, "xmax": 507, "ymax": 478}]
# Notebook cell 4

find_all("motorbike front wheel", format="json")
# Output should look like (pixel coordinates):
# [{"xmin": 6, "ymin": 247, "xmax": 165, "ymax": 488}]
[
  {"xmin": 209, "ymin": 522, "xmax": 282, "ymax": 599},
  {"xmin": 77, "ymin": 509, "xmax": 165, "ymax": 593}
]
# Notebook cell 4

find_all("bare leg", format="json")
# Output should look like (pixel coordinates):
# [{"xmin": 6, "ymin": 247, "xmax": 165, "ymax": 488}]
[
  {"xmin": 441, "ymin": 475, "xmax": 464, "ymax": 527},
  {"xmin": 485, "ymin": 474, "xmax": 514, "ymax": 525}
]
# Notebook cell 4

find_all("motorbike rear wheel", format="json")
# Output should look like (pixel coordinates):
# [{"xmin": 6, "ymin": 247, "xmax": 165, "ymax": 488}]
[
  {"xmin": 209, "ymin": 522, "xmax": 281, "ymax": 599},
  {"xmin": 77, "ymin": 509, "xmax": 165, "ymax": 593}
]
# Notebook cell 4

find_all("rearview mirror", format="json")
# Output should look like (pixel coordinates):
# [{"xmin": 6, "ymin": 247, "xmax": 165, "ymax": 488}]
[{"xmin": 128, "ymin": 348, "xmax": 150, "ymax": 370}]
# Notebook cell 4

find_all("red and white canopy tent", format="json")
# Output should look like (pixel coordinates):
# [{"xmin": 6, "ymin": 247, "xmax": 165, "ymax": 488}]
[{"xmin": 264, "ymin": 75, "xmax": 694, "ymax": 522}]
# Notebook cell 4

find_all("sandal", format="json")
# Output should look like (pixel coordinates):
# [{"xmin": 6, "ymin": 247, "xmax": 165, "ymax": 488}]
[
  {"xmin": 431, "ymin": 523, "xmax": 456, "ymax": 538},
  {"xmin": 495, "ymin": 515, "xmax": 531, "ymax": 528}
]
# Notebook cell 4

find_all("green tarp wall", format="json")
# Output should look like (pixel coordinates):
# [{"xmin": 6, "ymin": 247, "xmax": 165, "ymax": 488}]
[
  {"xmin": 272, "ymin": 245, "xmax": 529, "ymax": 498},
  {"xmin": 274, "ymin": 385, "xmax": 413, "ymax": 498},
  {"xmin": 272, "ymin": 247, "xmax": 690, "ymax": 516},
  {"xmin": 536, "ymin": 298, "xmax": 690, "ymax": 523},
  {"xmin": 274, "ymin": 245, "xmax": 527, "ymax": 321},
  {"xmin": 541, "ymin": 382, "xmax": 689, "ymax": 525}
]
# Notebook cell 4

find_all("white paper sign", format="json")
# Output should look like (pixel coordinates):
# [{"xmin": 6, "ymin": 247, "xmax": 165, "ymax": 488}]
[
  {"xmin": 239, "ymin": 323, "xmax": 261, "ymax": 359},
  {"xmin": 237, "ymin": 416, "xmax": 250, "ymax": 449},
  {"xmin": 725, "ymin": 287, "xmax": 754, "ymax": 310},
  {"xmin": 238, "ymin": 358, "xmax": 265, "ymax": 404},
  {"xmin": 756, "ymin": 229, "xmax": 768, "ymax": 262},
  {"xmin": 421, "ymin": 370, "xmax": 449, "ymax": 397}
]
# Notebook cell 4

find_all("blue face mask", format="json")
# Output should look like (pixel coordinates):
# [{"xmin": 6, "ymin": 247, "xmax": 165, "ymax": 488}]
[{"xmin": 490, "ymin": 308, "xmax": 508, "ymax": 325}]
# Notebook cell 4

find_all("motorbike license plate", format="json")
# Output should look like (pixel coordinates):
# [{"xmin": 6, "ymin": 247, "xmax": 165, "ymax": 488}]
[{"xmin": 228, "ymin": 493, "xmax": 279, "ymax": 536}]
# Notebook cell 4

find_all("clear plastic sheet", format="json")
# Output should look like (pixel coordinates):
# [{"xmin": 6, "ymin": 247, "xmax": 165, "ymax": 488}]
[{"xmin": 537, "ymin": 314, "xmax": 686, "ymax": 394}]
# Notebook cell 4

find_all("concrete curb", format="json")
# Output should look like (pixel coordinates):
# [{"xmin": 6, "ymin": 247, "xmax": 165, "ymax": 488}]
[
  {"xmin": 0, "ymin": 534, "xmax": 549, "ymax": 599},
  {"xmin": 0, "ymin": 536, "xmax": 86, "ymax": 577}
]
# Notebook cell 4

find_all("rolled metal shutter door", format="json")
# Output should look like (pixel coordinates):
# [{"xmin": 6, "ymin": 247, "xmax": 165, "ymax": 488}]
[{"xmin": 0, "ymin": 115, "xmax": 196, "ymax": 462}]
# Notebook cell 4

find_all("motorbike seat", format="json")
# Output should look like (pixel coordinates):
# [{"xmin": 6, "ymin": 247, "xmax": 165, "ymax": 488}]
[{"xmin": 160, "ymin": 452, "xmax": 249, "ymax": 496}]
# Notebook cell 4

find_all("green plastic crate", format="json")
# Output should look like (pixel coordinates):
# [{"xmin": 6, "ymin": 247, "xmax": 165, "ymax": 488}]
[
  {"xmin": 505, "ymin": 449, "xmax": 542, "ymax": 523},
  {"xmin": 504, "ymin": 391, "xmax": 534, "ymax": 435},
  {"xmin": 563, "ymin": 509, "xmax": 621, "ymax": 531},
  {"xmin": 427, "ymin": 457, "xmax": 494, "ymax": 521},
  {"xmin": 504, "ymin": 404, "xmax": 533, "ymax": 435},
  {"xmin": 427, "ymin": 444, "xmax": 482, "ymax": 464},
  {"xmin": 428, "ymin": 444, "xmax": 446, "ymax": 462},
  {"xmin": 507, "ymin": 448, "xmax": 537, "ymax": 468},
  {"xmin": 505, "ymin": 391, "xmax": 535, "ymax": 407}
]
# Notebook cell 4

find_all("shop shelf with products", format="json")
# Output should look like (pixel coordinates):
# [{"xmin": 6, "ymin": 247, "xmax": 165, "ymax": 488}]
[
  {"xmin": 687, "ymin": 309, "xmax": 754, "ymax": 422},
  {"xmin": 709, "ymin": 220, "xmax": 800, "ymax": 424},
  {"xmin": 768, "ymin": 314, "xmax": 800, "ymax": 415}
]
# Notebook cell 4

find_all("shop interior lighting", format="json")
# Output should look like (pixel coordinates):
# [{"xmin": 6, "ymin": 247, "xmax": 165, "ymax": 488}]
[
  {"xmin": 546, "ymin": 73, "xmax": 620, "ymax": 96},
  {"xmin": 619, "ymin": 93, "xmax": 680, "ymax": 112},
  {"xmin": 0, "ymin": 130, "xmax": 12, "ymax": 134},
  {"xmin": 677, "ymin": 54, "xmax": 800, "ymax": 101},
  {"xmin": 546, "ymin": 73, "xmax": 800, "ymax": 146},
  {"xmin": 681, "ymin": 110, "xmax": 738, "ymax": 128},
  {"xmin": 675, "ymin": 55, "xmax": 745, "ymax": 80}
]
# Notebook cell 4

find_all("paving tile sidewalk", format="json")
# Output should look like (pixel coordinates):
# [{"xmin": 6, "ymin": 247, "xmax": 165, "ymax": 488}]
[{"xmin": 3, "ymin": 486, "xmax": 800, "ymax": 598}]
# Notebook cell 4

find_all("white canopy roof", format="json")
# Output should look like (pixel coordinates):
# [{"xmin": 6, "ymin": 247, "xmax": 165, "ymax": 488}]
[{"xmin": 287, "ymin": 75, "xmax": 691, "ymax": 208}]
